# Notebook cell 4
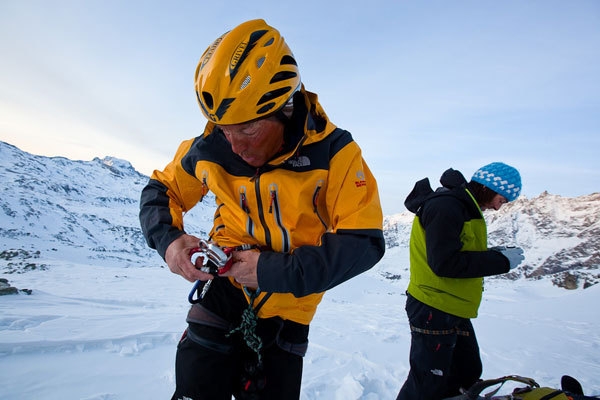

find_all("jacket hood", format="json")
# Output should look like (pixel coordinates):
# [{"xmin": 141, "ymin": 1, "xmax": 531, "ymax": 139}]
[
  {"xmin": 404, "ymin": 168, "xmax": 468, "ymax": 213},
  {"xmin": 299, "ymin": 86, "xmax": 338, "ymax": 144},
  {"xmin": 439, "ymin": 168, "xmax": 467, "ymax": 189}
]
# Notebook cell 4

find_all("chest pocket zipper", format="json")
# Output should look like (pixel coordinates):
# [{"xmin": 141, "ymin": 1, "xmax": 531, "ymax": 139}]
[
  {"xmin": 239, "ymin": 186, "xmax": 254, "ymax": 235},
  {"xmin": 268, "ymin": 183, "xmax": 290, "ymax": 253},
  {"xmin": 312, "ymin": 180, "xmax": 327, "ymax": 230}
]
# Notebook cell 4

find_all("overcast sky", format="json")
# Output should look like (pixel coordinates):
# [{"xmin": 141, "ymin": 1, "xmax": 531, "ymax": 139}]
[{"xmin": 1, "ymin": 0, "xmax": 598, "ymax": 215}]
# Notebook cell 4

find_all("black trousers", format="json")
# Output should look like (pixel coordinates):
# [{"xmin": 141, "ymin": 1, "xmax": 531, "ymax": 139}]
[
  {"xmin": 396, "ymin": 294, "xmax": 482, "ymax": 400},
  {"xmin": 172, "ymin": 278, "xmax": 309, "ymax": 400}
]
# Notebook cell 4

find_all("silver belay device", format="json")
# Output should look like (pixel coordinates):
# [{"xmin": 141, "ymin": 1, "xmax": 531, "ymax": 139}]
[
  {"xmin": 190, "ymin": 239, "xmax": 232, "ymax": 275},
  {"xmin": 187, "ymin": 239, "xmax": 233, "ymax": 304}
]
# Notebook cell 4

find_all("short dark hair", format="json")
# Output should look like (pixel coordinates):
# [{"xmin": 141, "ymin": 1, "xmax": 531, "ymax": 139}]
[{"xmin": 467, "ymin": 180, "xmax": 497, "ymax": 207}]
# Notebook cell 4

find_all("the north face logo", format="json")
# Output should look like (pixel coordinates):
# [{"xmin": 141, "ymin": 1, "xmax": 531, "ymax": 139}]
[{"xmin": 286, "ymin": 156, "xmax": 311, "ymax": 168}]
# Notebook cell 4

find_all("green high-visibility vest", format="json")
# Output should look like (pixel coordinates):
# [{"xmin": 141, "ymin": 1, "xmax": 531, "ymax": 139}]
[{"xmin": 407, "ymin": 190, "xmax": 487, "ymax": 318}]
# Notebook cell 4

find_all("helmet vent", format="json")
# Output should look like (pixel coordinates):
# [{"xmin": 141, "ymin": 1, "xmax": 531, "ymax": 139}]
[
  {"xmin": 240, "ymin": 75, "xmax": 251, "ymax": 90},
  {"xmin": 202, "ymin": 92, "xmax": 214, "ymax": 109},
  {"xmin": 270, "ymin": 71, "xmax": 297, "ymax": 84},
  {"xmin": 257, "ymin": 103, "xmax": 276, "ymax": 115},
  {"xmin": 256, "ymin": 56, "xmax": 266, "ymax": 68},
  {"xmin": 257, "ymin": 86, "xmax": 291, "ymax": 105},
  {"xmin": 280, "ymin": 55, "xmax": 298, "ymax": 66},
  {"xmin": 264, "ymin": 37, "xmax": 274, "ymax": 47}
]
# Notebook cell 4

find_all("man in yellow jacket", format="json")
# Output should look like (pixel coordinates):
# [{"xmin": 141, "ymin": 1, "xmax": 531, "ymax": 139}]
[{"xmin": 139, "ymin": 19, "xmax": 385, "ymax": 400}]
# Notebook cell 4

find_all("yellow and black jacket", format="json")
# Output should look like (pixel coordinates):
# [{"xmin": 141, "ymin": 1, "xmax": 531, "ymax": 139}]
[
  {"xmin": 139, "ymin": 88, "xmax": 385, "ymax": 325},
  {"xmin": 404, "ymin": 168, "xmax": 509, "ymax": 318}
]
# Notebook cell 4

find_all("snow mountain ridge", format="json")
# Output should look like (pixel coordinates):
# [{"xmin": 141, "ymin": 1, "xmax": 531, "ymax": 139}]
[
  {"xmin": 0, "ymin": 141, "xmax": 214, "ymax": 271},
  {"xmin": 1, "ymin": 140, "xmax": 598, "ymax": 290}
]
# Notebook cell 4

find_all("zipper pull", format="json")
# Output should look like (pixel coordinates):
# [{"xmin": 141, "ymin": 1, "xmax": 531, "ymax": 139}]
[{"xmin": 269, "ymin": 190, "xmax": 276, "ymax": 213}]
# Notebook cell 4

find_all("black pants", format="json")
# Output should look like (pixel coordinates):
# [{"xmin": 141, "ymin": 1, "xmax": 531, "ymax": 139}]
[
  {"xmin": 172, "ymin": 278, "xmax": 309, "ymax": 400},
  {"xmin": 396, "ymin": 294, "xmax": 482, "ymax": 400}
]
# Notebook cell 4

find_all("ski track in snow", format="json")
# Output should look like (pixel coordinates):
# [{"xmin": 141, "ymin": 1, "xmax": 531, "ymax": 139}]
[{"xmin": 1, "ymin": 262, "xmax": 599, "ymax": 399}]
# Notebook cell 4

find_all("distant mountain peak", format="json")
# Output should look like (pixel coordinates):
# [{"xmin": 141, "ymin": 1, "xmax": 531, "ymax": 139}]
[
  {"xmin": 0, "ymin": 140, "xmax": 214, "ymax": 269},
  {"xmin": 384, "ymin": 190, "xmax": 600, "ymax": 290}
]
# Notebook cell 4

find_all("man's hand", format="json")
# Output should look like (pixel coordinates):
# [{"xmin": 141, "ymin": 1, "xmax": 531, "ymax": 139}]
[
  {"xmin": 492, "ymin": 246, "xmax": 525, "ymax": 270},
  {"xmin": 220, "ymin": 249, "xmax": 260, "ymax": 289},
  {"xmin": 165, "ymin": 234, "xmax": 214, "ymax": 282}
]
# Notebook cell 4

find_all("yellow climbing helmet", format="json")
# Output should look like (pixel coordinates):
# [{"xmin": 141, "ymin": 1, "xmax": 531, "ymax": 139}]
[{"xmin": 194, "ymin": 19, "xmax": 301, "ymax": 125}]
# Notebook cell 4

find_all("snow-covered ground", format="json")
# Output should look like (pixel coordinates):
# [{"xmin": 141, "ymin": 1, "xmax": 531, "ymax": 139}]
[{"xmin": 1, "ymin": 246, "xmax": 599, "ymax": 399}]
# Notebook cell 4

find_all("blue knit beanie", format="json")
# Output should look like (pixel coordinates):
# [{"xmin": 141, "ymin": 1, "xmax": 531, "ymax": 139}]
[{"xmin": 471, "ymin": 162, "xmax": 522, "ymax": 201}]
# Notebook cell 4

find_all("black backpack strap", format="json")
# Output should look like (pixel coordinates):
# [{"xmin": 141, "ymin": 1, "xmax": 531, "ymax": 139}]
[{"xmin": 463, "ymin": 375, "xmax": 540, "ymax": 399}]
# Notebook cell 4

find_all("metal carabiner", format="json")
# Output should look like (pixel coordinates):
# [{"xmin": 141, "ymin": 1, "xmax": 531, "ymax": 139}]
[
  {"xmin": 188, "ymin": 279, "xmax": 208, "ymax": 304},
  {"xmin": 187, "ymin": 240, "xmax": 234, "ymax": 304}
]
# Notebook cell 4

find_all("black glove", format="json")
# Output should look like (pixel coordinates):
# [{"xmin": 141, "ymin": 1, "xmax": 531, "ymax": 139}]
[{"xmin": 491, "ymin": 246, "xmax": 524, "ymax": 270}]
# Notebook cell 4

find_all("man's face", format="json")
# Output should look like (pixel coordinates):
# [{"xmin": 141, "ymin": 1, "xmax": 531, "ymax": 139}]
[
  {"xmin": 218, "ymin": 117, "xmax": 285, "ymax": 167},
  {"xmin": 480, "ymin": 193, "xmax": 508, "ymax": 211}
]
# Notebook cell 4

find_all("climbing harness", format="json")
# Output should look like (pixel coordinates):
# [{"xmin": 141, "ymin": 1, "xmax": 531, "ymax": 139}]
[
  {"xmin": 410, "ymin": 324, "xmax": 471, "ymax": 336},
  {"xmin": 184, "ymin": 239, "xmax": 275, "ymax": 396}
]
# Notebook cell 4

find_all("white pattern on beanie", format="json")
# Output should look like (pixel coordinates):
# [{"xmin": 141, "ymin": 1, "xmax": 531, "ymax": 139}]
[{"xmin": 471, "ymin": 162, "xmax": 522, "ymax": 201}]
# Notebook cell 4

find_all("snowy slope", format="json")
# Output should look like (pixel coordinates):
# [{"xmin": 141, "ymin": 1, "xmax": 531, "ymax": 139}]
[{"xmin": 1, "ymin": 253, "xmax": 599, "ymax": 399}]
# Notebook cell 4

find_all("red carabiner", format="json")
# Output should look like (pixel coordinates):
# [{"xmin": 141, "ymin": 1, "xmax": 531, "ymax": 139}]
[{"xmin": 217, "ymin": 247, "xmax": 234, "ymax": 274}]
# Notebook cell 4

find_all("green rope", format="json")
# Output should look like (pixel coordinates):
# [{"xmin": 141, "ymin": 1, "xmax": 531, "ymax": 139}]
[{"xmin": 226, "ymin": 289, "xmax": 264, "ymax": 365}]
